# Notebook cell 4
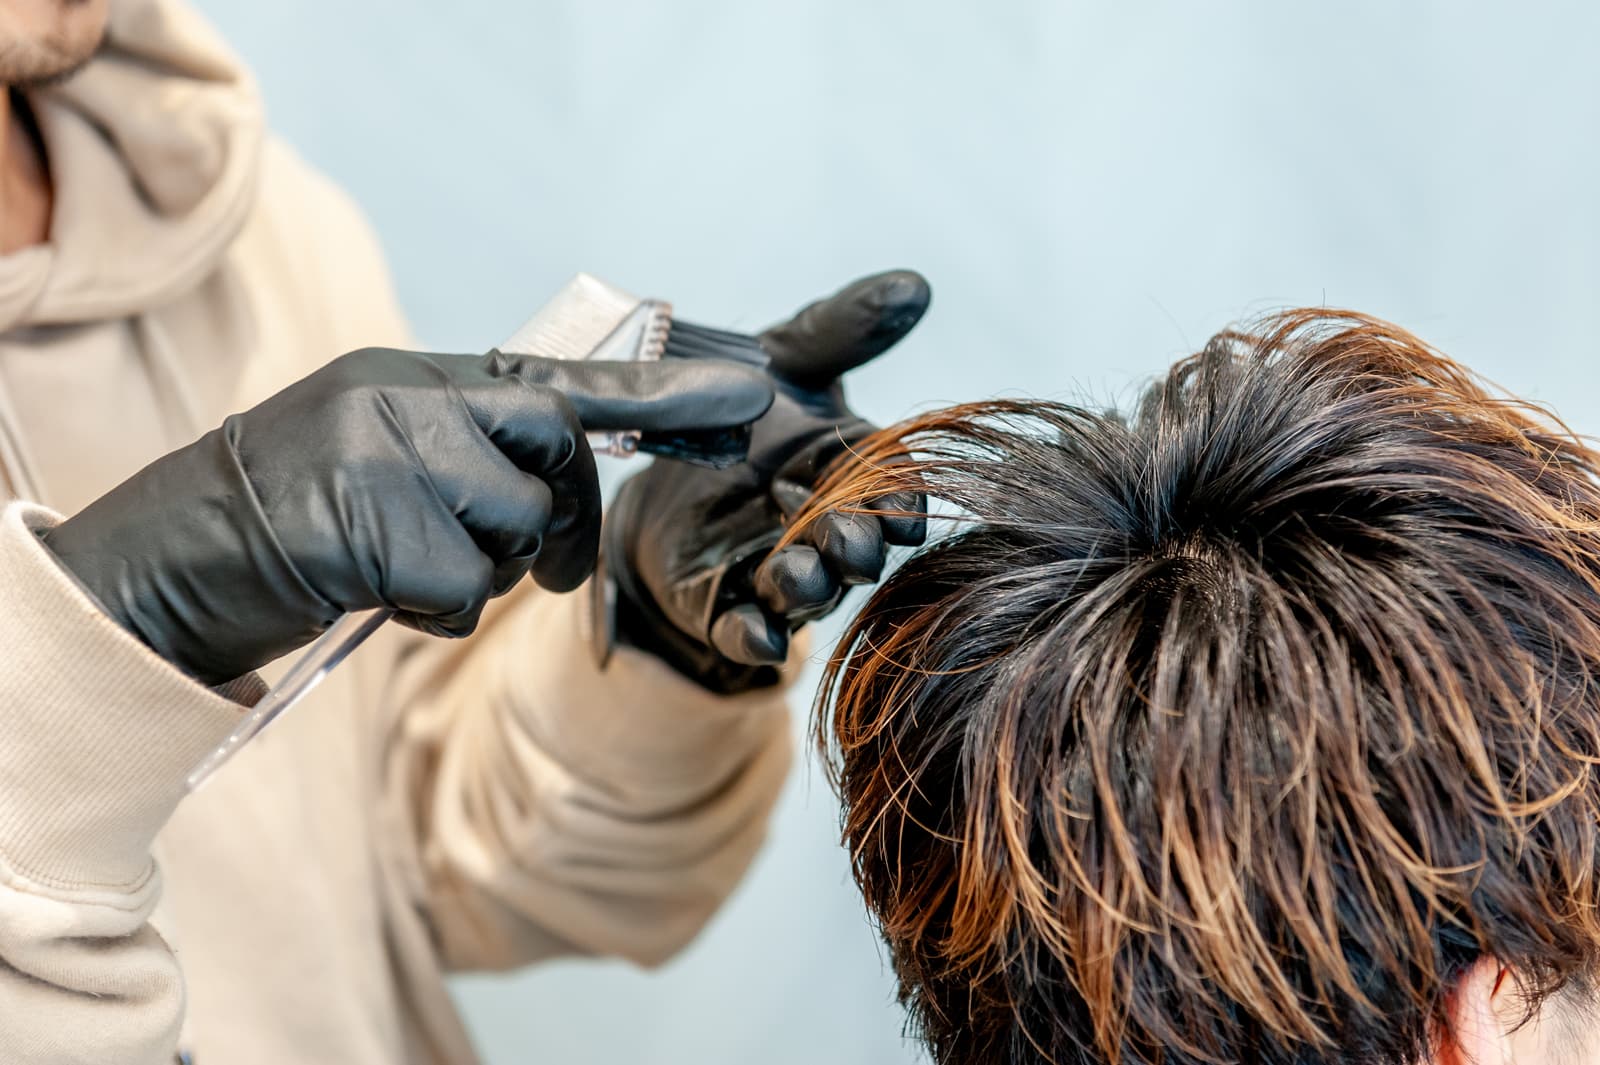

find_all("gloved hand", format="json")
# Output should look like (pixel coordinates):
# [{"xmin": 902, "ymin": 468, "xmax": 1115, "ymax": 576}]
[
  {"xmin": 41, "ymin": 346, "xmax": 772, "ymax": 686},
  {"xmin": 604, "ymin": 270, "xmax": 931, "ymax": 691}
]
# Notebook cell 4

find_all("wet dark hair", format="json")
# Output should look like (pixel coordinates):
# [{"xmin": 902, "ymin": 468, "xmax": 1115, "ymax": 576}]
[{"xmin": 796, "ymin": 310, "xmax": 1600, "ymax": 1065}]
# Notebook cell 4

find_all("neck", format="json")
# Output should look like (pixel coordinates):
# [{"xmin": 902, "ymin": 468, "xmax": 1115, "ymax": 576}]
[{"xmin": 0, "ymin": 89, "xmax": 53, "ymax": 255}]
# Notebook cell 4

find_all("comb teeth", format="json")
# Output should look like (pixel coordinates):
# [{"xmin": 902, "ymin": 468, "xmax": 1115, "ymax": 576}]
[
  {"xmin": 498, "ymin": 273, "xmax": 642, "ymax": 361},
  {"xmin": 586, "ymin": 298, "xmax": 673, "ymax": 364},
  {"xmin": 640, "ymin": 302, "xmax": 672, "ymax": 360},
  {"xmin": 494, "ymin": 274, "xmax": 676, "ymax": 460}
]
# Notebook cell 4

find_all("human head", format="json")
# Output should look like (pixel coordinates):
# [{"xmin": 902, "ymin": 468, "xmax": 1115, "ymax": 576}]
[
  {"xmin": 0, "ymin": 0, "xmax": 106, "ymax": 86},
  {"xmin": 802, "ymin": 310, "xmax": 1600, "ymax": 1064}
]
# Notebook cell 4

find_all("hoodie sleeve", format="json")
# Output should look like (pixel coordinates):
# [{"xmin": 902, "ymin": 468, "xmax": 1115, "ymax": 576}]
[
  {"xmin": 267, "ymin": 141, "xmax": 797, "ymax": 971},
  {"xmin": 0, "ymin": 502, "xmax": 249, "ymax": 1064},
  {"xmin": 373, "ymin": 583, "xmax": 795, "ymax": 971}
]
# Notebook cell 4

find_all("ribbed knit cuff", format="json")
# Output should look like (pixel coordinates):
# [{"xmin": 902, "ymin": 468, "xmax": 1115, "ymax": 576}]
[{"xmin": 0, "ymin": 503, "xmax": 245, "ymax": 890}]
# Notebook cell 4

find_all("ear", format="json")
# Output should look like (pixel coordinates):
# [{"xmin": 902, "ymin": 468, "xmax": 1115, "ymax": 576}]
[{"xmin": 1433, "ymin": 957, "xmax": 1547, "ymax": 1065}]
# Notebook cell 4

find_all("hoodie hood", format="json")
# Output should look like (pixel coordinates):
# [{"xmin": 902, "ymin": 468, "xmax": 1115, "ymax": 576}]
[{"xmin": 0, "ymin": 0, "xmax": 264, "ymax": 330}]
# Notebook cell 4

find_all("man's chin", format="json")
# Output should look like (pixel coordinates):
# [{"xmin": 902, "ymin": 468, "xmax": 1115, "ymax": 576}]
[
  {"xmin": 0, "ymin": 37, "xmax": 101, "ymax": 88},
  {"xmin": 0, "ymin": 0, "xmax": 109, "ymax": 89}
]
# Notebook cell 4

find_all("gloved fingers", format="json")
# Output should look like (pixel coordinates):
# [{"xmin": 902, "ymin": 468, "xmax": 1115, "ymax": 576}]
[
  {"xmin": 759, "ymin": 270, "xmax": 931, "ymax": 388},
  {"xmin": 770, "ymin": 478, "xmax": 814, "ymax": 519},
  {"xmin": 767, "ymin": 418, "xmax": 877, "ymax": 521},
  {"xmin": 452, "ymin": 377, "xmax": 603, "ymax": 593},
  {"xmin": 526, "ymin": 424, "xmax": 600, "ymax": 593},
  {"xmin": 770, "ymin": 438, "xmax": 892, "ymax": 586},
  {"xmin": 384, "ymin": 520, "xmax": 497, "ymax": 639},
  {"xmin": 754, "ymin": 544, "xmax": 843, "ymax": 622},
  {"xmin": 709, "ymin": 602, "xmax": 790, "ymax": 666},
  {"xmin": 859, "ymin": 450, "xmax": 928, "ymax": 546},
  {"xmin": 466, "ymin": 468, "xmax": 550, "ymax": 596},
  {"xmin": 807, "ymin": 510, "xmax": 888, "ymax": 586},
  {"xmin": 359, "ymin": 394, "xmax": 554, "ymax": 596},
  {"xmin": 874, "ymin": 489, "xmax": 928, "ymax": 546},
  {"xmin": 395, "ymin": 608, "xmax": 483, "ymax": 641},
  {"xmin": 775, "ymin": 447, "xmax": 928, "ymax": 546},
  {"xmin": 482, "ymin": 349, "xmax": 773, "ymax": 433},
  {"xmin": 418, "ymin": 415, "xmax": 555, "ymax": 583},
  {"xmin": 489, "ymin": 545, "xmax": 542, "ymax": 598}
]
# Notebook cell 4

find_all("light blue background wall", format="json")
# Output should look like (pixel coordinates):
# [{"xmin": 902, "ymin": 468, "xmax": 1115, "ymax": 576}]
[{"xmin": 196, "ymin": 3, "xmax": 1600, "ymax": 1062}]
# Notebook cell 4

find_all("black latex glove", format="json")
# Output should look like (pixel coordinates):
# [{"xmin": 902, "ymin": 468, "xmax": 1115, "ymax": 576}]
[
  {"xmin": 42, "ymin": 346, "xmax": 773, "ymax": 686},
  {"xmin": 605, "ymin": 271, "xmax": 931, "ymax": 691}
]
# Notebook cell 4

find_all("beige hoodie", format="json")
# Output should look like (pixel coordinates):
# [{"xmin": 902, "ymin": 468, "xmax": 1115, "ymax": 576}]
[{"xmin": 0, "ymin": 3, "xmax": 793, "ymax": 1063}]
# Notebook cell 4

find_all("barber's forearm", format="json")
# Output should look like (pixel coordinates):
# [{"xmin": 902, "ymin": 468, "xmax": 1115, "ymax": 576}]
[
  {"xmin": 0, "ymin": 502, "xmax": 246, "ymax": 886},
  {"xmin": 392, "ymin": 583, "xmax": 795, "ymax": 969},
  {"xmin": 0, "ymin": 502, "xmax": 248, "ymax": 1063},
  {"xmin": 507, "ymin": 587, "xmax": 797, "ymax": 799}
]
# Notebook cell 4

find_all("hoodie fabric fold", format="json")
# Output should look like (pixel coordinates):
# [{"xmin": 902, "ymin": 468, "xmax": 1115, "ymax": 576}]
[{"xmin": 0, "ymin": 0, "xmax": 262, "ymax": 330}]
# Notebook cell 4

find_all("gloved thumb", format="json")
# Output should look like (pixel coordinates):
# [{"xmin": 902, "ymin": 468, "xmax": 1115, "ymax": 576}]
[
  {"xmin": 485, "ymin": 351, "xmax": 774, "ymax": 431},
  {"xmin": 759, "ymin": 270, "xmax": 931, "ymax": 388}
]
